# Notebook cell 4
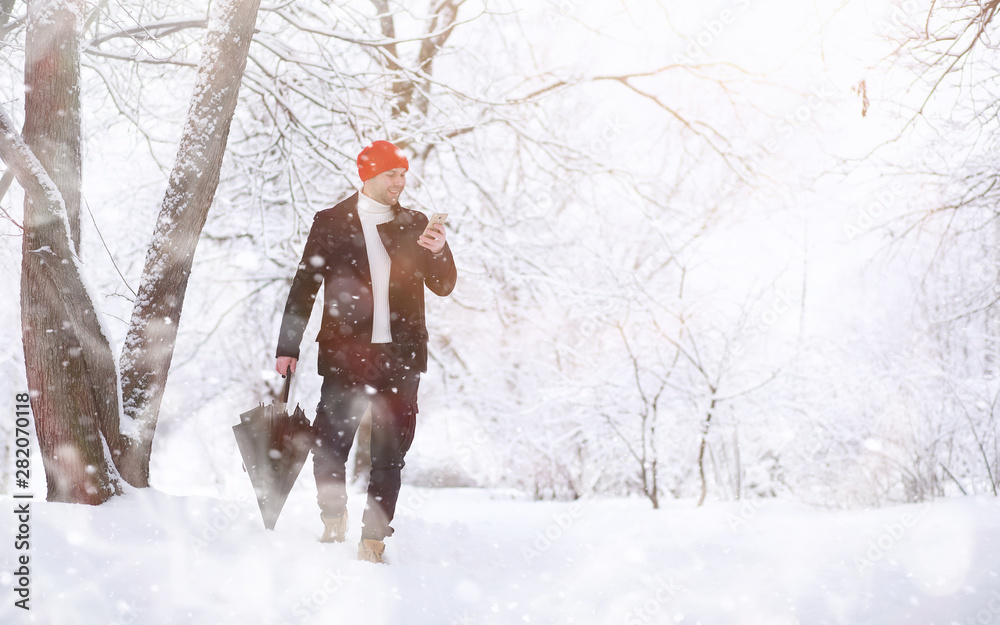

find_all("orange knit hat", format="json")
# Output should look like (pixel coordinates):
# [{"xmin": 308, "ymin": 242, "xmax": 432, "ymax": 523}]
[{"xmin": 357, "ymin": 140, "xmax": 409, "ymax": 182}]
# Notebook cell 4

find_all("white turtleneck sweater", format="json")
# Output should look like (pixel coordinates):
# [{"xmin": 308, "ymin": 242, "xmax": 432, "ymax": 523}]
[{"xmin": 357, "ymin": 191, "xmax": 394, "ymax": 343}]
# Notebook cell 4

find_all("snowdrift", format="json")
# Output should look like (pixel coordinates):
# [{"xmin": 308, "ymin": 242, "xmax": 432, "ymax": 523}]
[{"xmin": 2, "ymin": 486, "xmax": 999, "ymax": 624}]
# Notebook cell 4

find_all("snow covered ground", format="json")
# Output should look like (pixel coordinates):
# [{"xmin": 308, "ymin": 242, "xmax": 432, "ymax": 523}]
[{"xmin": 1, "ymin": 484, "xmax": 999, "ymax": 625}]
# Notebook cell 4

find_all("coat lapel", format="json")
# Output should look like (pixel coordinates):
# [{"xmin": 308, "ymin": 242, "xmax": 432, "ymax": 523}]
[
  {"xmin": 329, "ymin": 193, "xmax": 371, "ymax": 281},
  {"xmin": 377, "ymin": 204, "xmax": 419, "ymax": 259}
]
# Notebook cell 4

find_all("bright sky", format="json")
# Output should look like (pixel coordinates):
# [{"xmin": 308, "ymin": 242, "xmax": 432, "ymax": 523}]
[
  {"xmin": 510, "ymin": 0, "xmax": 898, "ymax": 86},
  {"xmin": 509, "ymin": 0, "xmax": 916, "ymax": 346}
]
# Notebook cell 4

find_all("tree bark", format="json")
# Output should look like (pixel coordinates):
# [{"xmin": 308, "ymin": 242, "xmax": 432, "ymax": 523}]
[
  {"xmin": 369, "ymin": 0, "xmax": 464, "ymax": 118},
  {"xmin": 369, "ymin": 0, "xmax": 408, "ymax": 117},
  {"xmin": 117, "ymin": 0, "xmax": 263, "ymax": 486},
  {"xmin": 696, "ymin": 394, "xmax": 719, "ymax": 507},
  {"xmin": 411, "ymin": 0, "xmax": 463, "ymax": 117},
  {"xmin": 7, "ymin": 0, "xmax": 264, "ymax": 501},
  {"xmin": 18, "ymin": 0, "xmax": 122, "ymax": 504}
]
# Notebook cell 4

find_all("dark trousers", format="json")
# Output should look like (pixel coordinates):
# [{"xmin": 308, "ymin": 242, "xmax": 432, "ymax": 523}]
[{"xmin": 311, "ymin": 344, "xmax": 420, "ymax": 541}]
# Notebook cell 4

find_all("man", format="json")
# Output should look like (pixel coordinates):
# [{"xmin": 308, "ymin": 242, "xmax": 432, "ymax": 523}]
[{"xmin": 274, "ymin": 140, "xmax": 457, "ymax": 563}]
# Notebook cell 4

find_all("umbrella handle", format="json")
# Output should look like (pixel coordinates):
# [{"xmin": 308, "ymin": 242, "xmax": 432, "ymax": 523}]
[{"xmin": 281, "ymin": 366, "xmax": 293, "ymax": 406}]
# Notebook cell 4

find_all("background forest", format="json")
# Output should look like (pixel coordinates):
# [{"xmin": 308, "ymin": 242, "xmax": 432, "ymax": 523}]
[{"xmin": 2, "ymin": 0, "xmax": 998, "ymax": 510}]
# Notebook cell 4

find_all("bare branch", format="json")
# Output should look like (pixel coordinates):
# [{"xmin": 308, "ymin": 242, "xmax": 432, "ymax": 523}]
[{"xmin": 86, "ymin": 18, "xmax": 207, "ymax": 48}]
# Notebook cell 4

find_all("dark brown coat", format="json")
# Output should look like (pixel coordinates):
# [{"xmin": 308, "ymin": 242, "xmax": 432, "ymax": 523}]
[{"xmin": 276, "ymin": 192, "xmax": 457, "ymax": 375}]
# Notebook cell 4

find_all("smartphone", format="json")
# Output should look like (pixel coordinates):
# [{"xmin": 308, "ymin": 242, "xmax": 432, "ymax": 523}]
[{"xmin": 428, "ymin": 213, "xmax": 448, "ymax": 228}]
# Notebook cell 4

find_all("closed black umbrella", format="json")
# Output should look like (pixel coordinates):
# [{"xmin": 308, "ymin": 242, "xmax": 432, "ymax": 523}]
[{"xmin": 233, "ymin": 369, "xmax": 313, "ymax": 530}]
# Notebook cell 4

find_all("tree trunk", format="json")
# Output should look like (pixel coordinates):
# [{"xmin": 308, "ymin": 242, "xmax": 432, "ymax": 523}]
[
  {"xmin": 369, "ymin": 0, "xmax": 463, "ymax": 118},
  {"xmin": 6, "ymin": 0, "xmax": 264, "ymax": 502},
  {"xmin": 369, "ymin": 0, "xmax": 409, "ymax": 117},
  {"xmin": 117, "ymin": 0, "xmax": 263, "ymax": 486},
  {"xmin": 19, "ymin": 0, "xmax": 122, "ymax": 504},
  {"xmin": 411, "ymin": 0, "xmax": 462, "ymax": 117},
  {"xmin": 696, "ymin": 394, "xmax": 719, "ymax": 507}
]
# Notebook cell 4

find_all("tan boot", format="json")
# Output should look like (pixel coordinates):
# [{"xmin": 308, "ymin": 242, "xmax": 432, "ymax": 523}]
[
  {"xmin": 358, "ymin": 538, "xmax": 386, "ymax": 564},
  {"xmin": 319, "ymin": 510, "xmax": 348, "ymax": 543}
]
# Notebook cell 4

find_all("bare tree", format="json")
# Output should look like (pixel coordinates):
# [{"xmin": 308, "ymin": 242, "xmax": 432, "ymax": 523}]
[
  {"xmin": 873, "ymin": 0, "xmax": 1000, "ymax": 501},
  {"xmin": 600, "ymin": 322, "xmax": 679, "ymax": 509},
  {"xmin": 18, "ymin": 0, "xmax": 117, "ymax": 504},
  {"xmin": 4, "ymin": 0, "xmax": 263, "ymax": 502},
  {"xmin": 116, "ymin": 0, "xmax": 263, "ymax": 487}
]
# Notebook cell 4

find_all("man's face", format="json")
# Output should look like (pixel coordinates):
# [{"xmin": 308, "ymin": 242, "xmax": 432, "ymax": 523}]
[{"xmin": 362, "ymin": 167, "xmax": 407, "ymax": 206}]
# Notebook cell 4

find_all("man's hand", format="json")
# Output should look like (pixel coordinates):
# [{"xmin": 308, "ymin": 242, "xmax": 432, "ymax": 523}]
[
  {"xmin": 418, "ymin": 223, "xmax": 447, "ymax": 254},
  {"xmin": 276, "ymin": 356, "xmax": 297, "ymax": 376}
]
